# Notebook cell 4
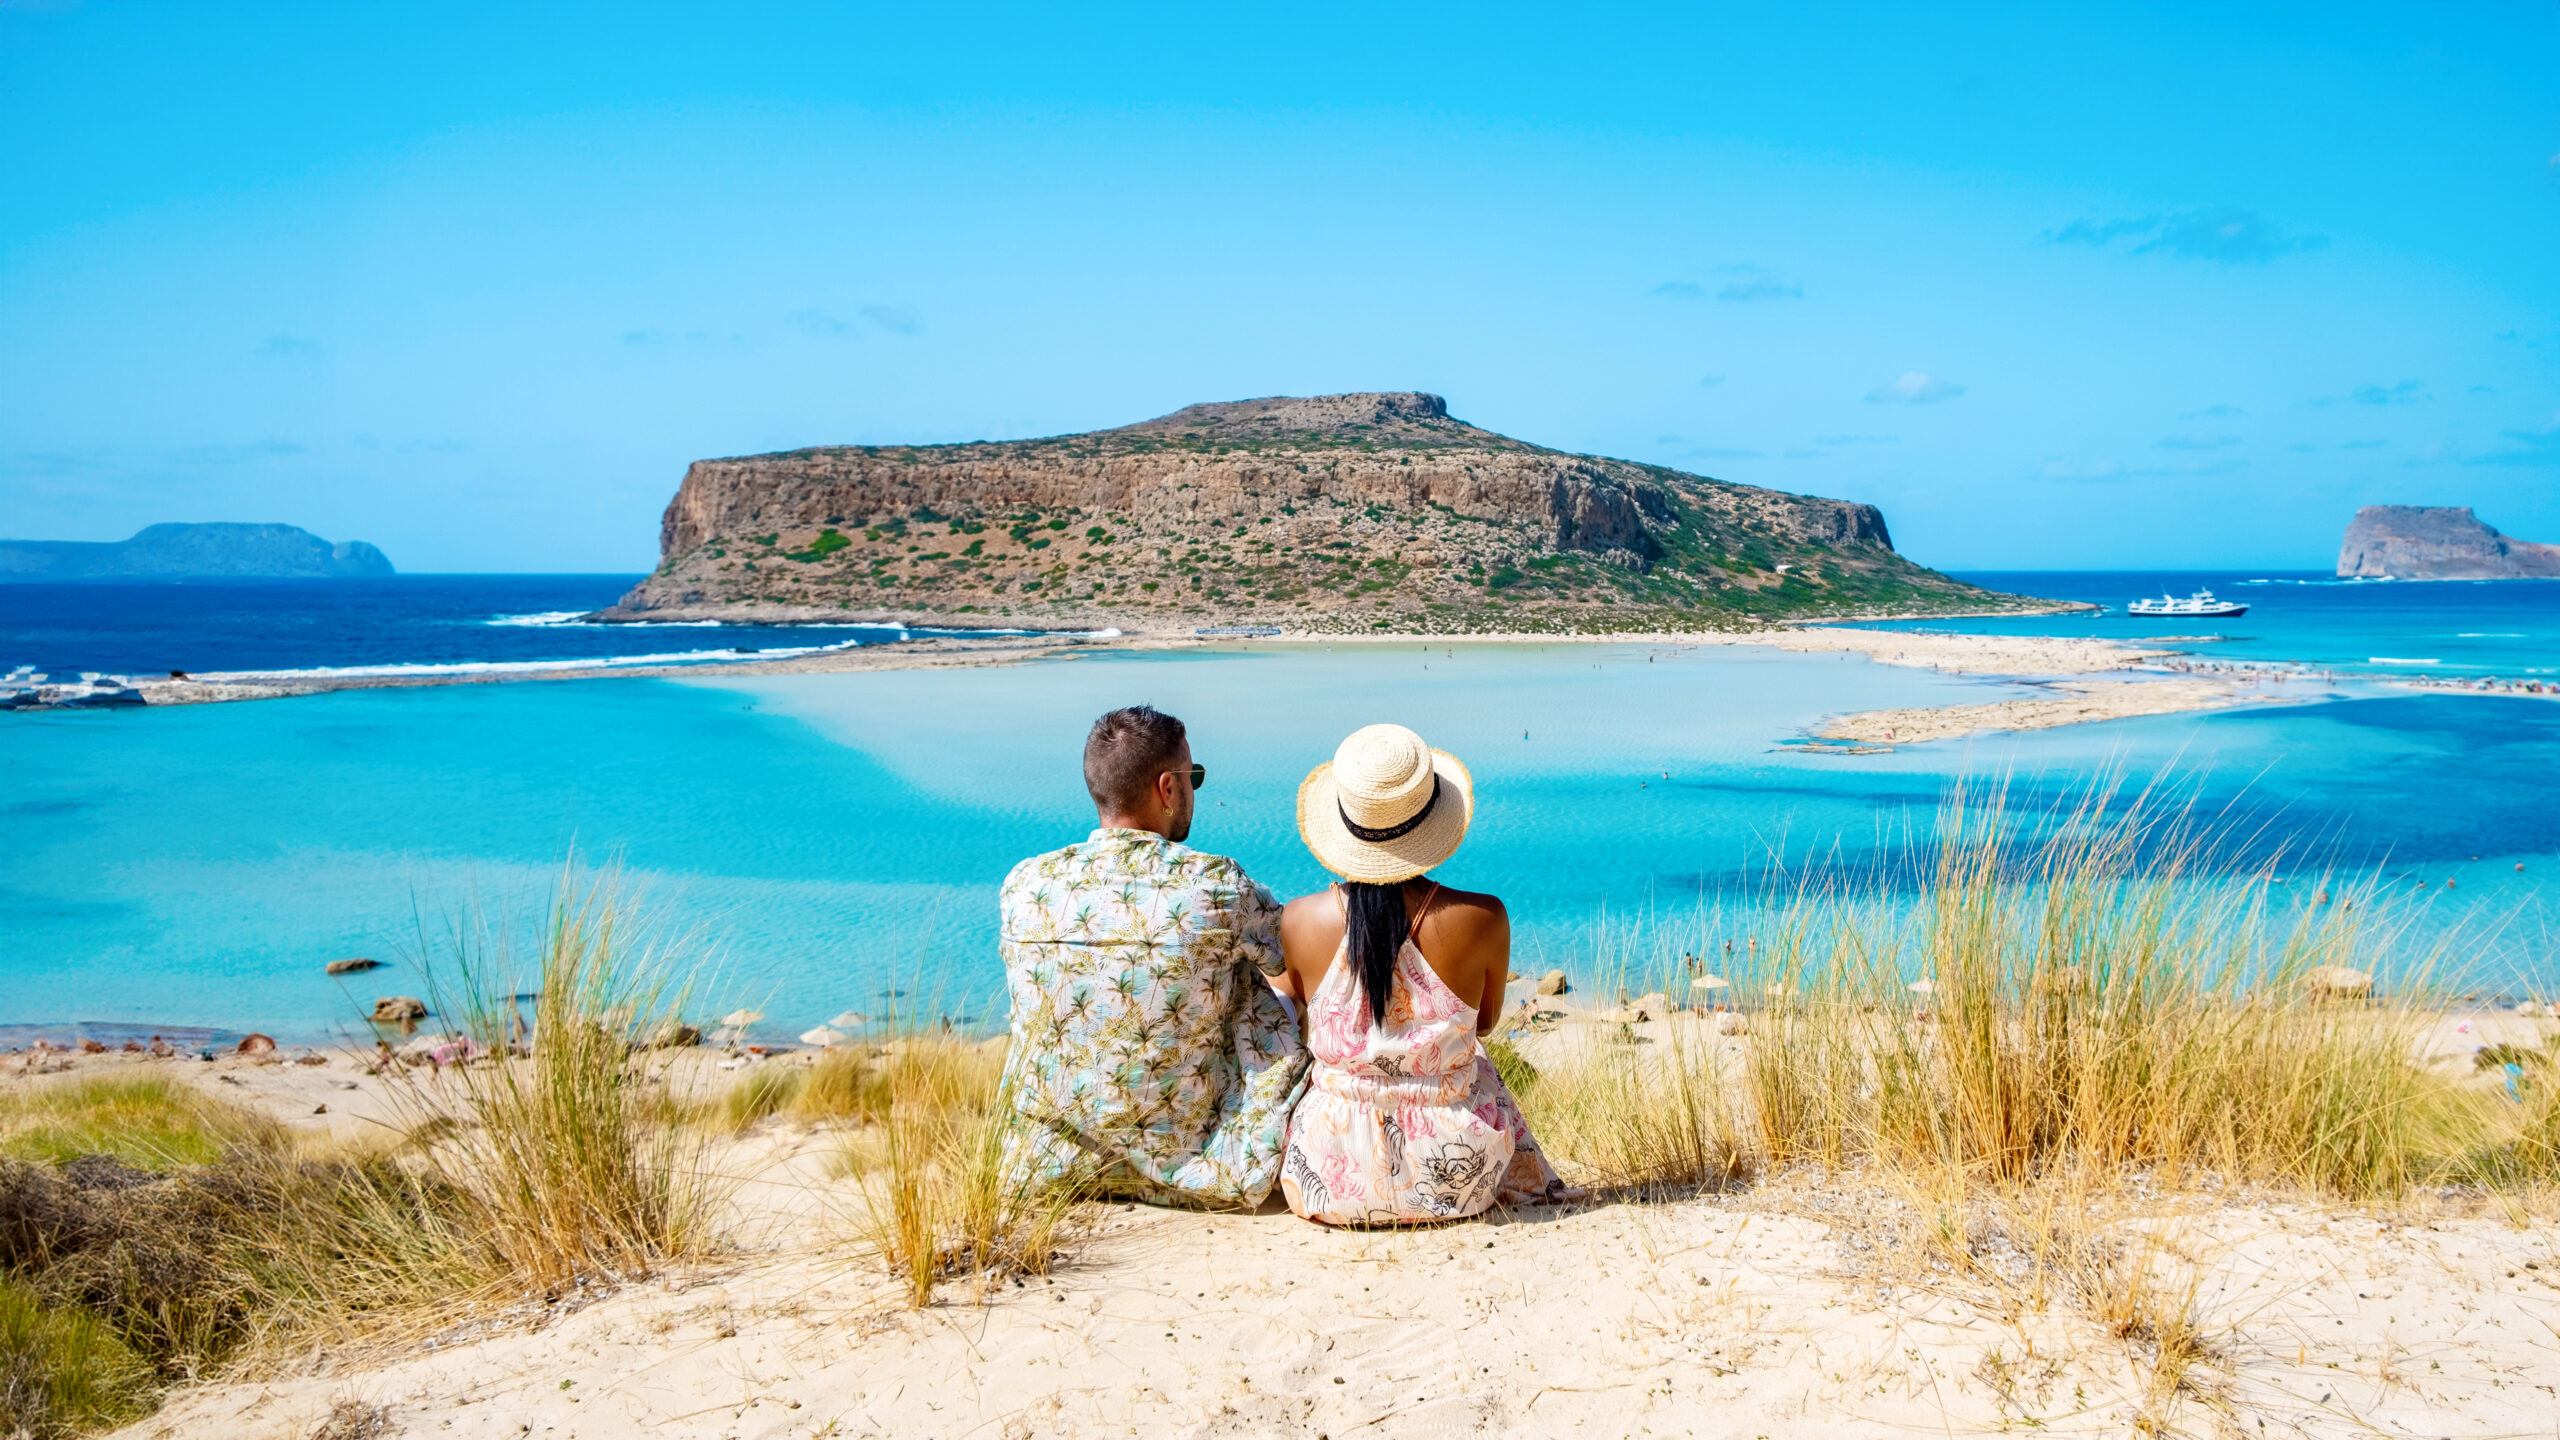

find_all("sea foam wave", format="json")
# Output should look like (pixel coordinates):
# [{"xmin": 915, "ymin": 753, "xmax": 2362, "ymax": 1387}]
[
  {"xmin": 247, "ymin": 640, "xmax": 872, "ymax": 680},
  {"xmin": 487, "ymin": 611, "xmax": 728, "ymax": 628}
]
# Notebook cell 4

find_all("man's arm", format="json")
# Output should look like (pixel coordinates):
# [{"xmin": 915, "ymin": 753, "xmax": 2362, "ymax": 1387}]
[{"xmin": 1231, "ymin": 875, "xmax": 1288, "ymax": 978}]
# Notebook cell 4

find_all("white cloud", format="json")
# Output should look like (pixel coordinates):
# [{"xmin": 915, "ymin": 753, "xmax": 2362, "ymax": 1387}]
[{"xmin": 1866, "ymin": 372, "xmax": 1965, "ymax": 405}]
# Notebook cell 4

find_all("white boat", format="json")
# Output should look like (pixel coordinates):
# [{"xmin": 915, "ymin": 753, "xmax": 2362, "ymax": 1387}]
[{"xmin": 2127, "ymin": 589, "xmax": 2248, "ymax": 618}]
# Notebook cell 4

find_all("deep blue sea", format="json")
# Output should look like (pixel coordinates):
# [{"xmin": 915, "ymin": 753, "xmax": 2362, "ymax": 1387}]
[
  {"xmin": 0, "ymin": 574, "xmax": 1014, "ymax": 679},
  {"xmin": 4, "ymin": 572, "xmax": 2555, "ymax": 1042}
]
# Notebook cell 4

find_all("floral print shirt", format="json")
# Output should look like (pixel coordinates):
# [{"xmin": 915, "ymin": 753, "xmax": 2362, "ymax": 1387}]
[{"xmin": 997, "ymin": 828, "xmax": 1310, "ymax": 1207}]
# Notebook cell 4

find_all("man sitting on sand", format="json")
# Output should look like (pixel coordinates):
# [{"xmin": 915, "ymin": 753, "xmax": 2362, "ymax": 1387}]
[{"xmin": 997, "ymin": 705, "xmax": 1310, "ymax": 1207}]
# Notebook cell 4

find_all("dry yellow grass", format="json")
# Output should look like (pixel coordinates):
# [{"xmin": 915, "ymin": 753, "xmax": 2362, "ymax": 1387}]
[
  {"xmin": 1503, "ymin": 1022, "xmax": 1749, "ymax": 1198},
  {"xmin": 1538, "ymin": 779, "xmax": 2521, "ymax": 1200},
  {"xmin": 376, "ymin": 870, "xmax": 722, "ymax": 1292},
  {"xmin": 814, "ymin": 1036, "xmax": 1081, "ymax": 1308},
  {"xmin": 1500, "ymin": 779, "xmax": 2558, "ymax": 1435}
]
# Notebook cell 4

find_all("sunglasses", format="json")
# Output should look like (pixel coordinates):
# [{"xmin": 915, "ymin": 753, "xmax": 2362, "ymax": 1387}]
[{"xmin": 1178, "ymin": 763, "xmax": 1208, "ymax": 792}]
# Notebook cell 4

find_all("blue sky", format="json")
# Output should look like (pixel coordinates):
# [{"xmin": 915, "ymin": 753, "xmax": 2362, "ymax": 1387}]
[{"xmin": 4, "ymin": 2, "xmax": 2556, "ymax": 572}]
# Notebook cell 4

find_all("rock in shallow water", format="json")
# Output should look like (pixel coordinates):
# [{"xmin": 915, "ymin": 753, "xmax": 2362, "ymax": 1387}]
[{"xmin": 2305, "ymin": 965, "xmax": 2374, "ymax": 1002}]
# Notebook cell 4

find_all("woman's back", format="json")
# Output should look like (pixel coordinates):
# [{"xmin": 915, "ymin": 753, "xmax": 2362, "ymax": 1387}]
[
  {"xmin": 1279, "ymin": 879, "xmax": 1508, "ymax": 1028},
  {"xmin": 1300, "ymin": 889, "xmax": 1480, "ymax": 1086},
  {"xmin": 1277, "ymin": 882, "xmax": 1580, "ymax": 1225}
]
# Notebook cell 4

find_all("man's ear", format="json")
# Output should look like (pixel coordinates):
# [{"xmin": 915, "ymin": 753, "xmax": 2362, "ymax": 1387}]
[{"xmin": 1154, "ymin": 768, "xmax": 1180, "ymax": 812}]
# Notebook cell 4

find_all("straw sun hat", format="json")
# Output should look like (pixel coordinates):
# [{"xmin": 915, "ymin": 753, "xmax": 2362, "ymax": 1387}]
[{"xmin": 1297, "ymin": 723, "xmax": 1474, "ymax": 883}]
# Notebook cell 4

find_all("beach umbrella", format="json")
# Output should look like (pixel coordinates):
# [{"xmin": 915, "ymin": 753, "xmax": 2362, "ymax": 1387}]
[
  {"xmin": 1689, "ymin": 974, "xmax": 1730, "ymax": 992},
  {"xmin": 721, "ymin": 1008, "xmax": 764, "ymax": 1028},
  {"xmin": 829, "ymin": 1011, "xmax": 870, "ymax": 1028},
  {"xmin": 799, "ymin": 1026, "xmax": 849, "ymax": 1048}
]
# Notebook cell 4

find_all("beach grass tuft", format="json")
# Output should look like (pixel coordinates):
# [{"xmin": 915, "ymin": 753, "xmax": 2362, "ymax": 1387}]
[
  {"xmin": 829, "ymin": 1034, "xmax": 1081, "ymax": 1307},
  {"xmin": 721, "ymin": 1063, "xmax": 807, "ymax": 1132},
  {"xmin": 383, "ymin": 867, "xmax": 722, "ymax": 1293},
  {"xmin": 1535, "ymin": 777, "xmax": 2508, "ymax": 1199},
  {"xmin": 1511, "ymin": 1020, "xmax": 1749, "ymax": 1197}
]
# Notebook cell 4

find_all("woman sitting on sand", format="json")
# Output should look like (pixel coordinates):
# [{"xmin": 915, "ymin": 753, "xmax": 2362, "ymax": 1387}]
[{"xmin": 1275, "ymin": 723, "xmax": 1585, "ymax": 1225}]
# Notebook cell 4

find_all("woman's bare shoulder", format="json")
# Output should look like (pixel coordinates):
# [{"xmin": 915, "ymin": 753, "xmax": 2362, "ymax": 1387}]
[
  {"xmin": 1422, "ymin": 884, "xmax": 1507, "ymax": 938},
  {"xmin": 1280, "ymin": 889, "xmax": 1345, "ymax": 940},
  {"xmin": 1281, "ymin": 888, "xmax": 1341, "ymax": 919}
]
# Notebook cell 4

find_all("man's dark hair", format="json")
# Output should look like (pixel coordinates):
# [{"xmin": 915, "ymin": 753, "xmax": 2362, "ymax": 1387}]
[{"xmin": 1083, "ymin": 705, "xmax": 1187, "ymax": 811}]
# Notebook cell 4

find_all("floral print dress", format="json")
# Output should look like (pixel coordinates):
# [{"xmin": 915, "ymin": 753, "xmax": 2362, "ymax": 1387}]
[{"xmin": 1280, "ymin": 888, "xmax": 1575, "ymax": 1225}]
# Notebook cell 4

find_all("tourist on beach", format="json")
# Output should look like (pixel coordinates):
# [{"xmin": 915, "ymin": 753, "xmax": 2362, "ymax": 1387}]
[
  {"xmin": 1275, "ymin": 723, "xmax": 1584, "ymax": 1225},
  {"xmin": 997, "ymin": 705, "xmax": 1310, "ymax": 1207}
]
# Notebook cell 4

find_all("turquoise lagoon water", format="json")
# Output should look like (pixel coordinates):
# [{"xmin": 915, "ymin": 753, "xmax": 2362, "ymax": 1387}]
[
  {"xmin": 6, "ymin": 640, "xmax": 2556, "ymax": 1041},
  {"xmin": 1890, "ymin": 570, "xmax": 2560, "ymax": 680}
]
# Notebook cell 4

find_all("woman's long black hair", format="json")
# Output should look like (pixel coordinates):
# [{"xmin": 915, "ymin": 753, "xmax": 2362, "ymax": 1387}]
[{"xmin": 1344, "ymin": 880, "xmax": 1412, "ymax": 1028}]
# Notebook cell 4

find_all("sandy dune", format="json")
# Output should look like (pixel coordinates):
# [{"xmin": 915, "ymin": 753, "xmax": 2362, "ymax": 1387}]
[{"xmin": 10, "ymin": 1020, "xmax": 2542, "ymax": 1440}]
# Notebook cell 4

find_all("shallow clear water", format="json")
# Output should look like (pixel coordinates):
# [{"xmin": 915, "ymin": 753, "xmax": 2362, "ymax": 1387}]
[{"xmin": 6, "ymin": 638, "xmax": 2554, "ymax": 1041}]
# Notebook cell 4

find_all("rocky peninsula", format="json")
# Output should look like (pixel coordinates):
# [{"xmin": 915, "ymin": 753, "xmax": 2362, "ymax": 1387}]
[
  {"xmin": 0, "ymin": 522, "xmax": 394, "ymax": 581},
  {"xmin": 595, "ymin": 392, "xmax": 2064, "ymax": 632},
  {"xmin": 2335, "ymin": 505, "xmax": 2560, "ymax": 580}
]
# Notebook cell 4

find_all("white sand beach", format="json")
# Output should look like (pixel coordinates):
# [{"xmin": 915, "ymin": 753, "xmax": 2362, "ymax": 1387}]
[{"xmin": 19, "ymin": 1004, "xmax": 2547, "ymax": 1440}]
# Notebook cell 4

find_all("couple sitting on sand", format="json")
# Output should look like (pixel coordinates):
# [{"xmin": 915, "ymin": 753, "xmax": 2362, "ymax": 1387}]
[{"xmin": 996, "ymin": 704, "xmax": 1585, "ymax": 1225}]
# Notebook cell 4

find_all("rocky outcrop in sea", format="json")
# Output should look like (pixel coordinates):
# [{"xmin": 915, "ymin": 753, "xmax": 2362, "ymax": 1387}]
[
  {"xmin": 2336, "ymin": 505, "xmax": 2560, "ymax": 580},
  {"xmin": 0, "ymin": 522, "xmax": 395, "ymax": 581}
]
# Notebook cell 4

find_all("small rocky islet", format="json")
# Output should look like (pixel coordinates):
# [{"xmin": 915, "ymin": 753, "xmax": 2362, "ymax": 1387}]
[{"xmin": 594, "ymin": 391, "xmax": 2064, "ymax": 633}]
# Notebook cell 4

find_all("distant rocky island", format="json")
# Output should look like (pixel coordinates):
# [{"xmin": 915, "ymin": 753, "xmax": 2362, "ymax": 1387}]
[
  {"xmin": 0, "ymin": 523, "xmax": 394, "ymax": 582},
  {"xmin": 2336, "ymin": 506, "xmax": 2560, "ymax": 580},
  {"xmin": 597, "ymin": 392, "xmax": 2051, "ymax": 632}
]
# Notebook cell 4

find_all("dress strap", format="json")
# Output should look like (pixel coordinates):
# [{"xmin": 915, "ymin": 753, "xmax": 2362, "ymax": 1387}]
[{"xmin": 1407, "ymin": 881, "xmax": 1444, "ymax": 942}]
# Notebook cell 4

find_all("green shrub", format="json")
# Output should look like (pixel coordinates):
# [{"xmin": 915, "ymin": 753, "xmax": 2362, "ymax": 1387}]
[
  {"xmin": 0, "ymin": 1279, "xmax": 152, "ymax": 1440},
  {"xmin": 723, "ymin": 1065, "xmax": 807, "ymax": 1131},
  {"xmin": 1484, "ymin": 1037, "xmax": 1539, "ymax": 1095},
  {"xmin": 785, "ymin": 529, "xmax": 851, "ymax": 563},
  {"xmin": 0, "ymin": 1075, "xmax": 277, "ymax": 1171}
]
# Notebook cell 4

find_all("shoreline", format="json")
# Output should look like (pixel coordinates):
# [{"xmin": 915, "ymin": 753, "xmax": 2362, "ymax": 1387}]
[
  {"xmin": 5, "ymin": 619, "xmax": 2338, "ymax": 750},
  {"xmin": 10, "ymin": 611, "xmax": 2158, "ymax": 709},
  {"xmin": 18, "ymin": 606, "xmax": 2534, "ymax": 753}
]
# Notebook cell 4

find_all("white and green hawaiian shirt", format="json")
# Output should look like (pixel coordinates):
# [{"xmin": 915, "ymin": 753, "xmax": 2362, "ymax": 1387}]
[{"xmin": 998, "ymin": 828, "xmax": 1309, "ymax": 1208}]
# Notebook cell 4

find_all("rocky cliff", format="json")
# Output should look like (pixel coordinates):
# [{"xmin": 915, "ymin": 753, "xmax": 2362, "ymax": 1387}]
[
  {"xmin": 602, "ymin": 392, "xmax": 2038, "ymax": 632},
  {"xmin": 0, "ymin": 523, "xmax": 394, "ymax": 581},
  {"xmin": 2335, "ymin": 506, "xmax": 2560, "ymax": 580}
]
